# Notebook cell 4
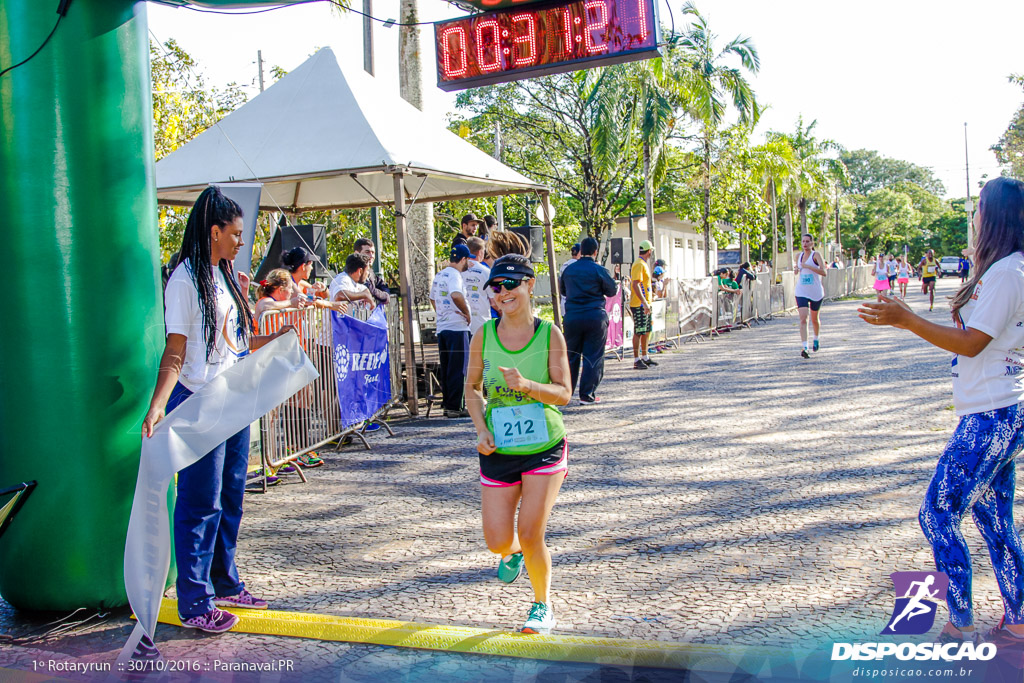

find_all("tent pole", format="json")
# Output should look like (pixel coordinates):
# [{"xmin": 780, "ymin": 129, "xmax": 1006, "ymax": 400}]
[
  {"xmin": 541, "ymin": 191, "xmax": 561, "ymax": 329},
  {"xmin": 393, "ymin": 172, "xmax": 420, "ymax": 415}
]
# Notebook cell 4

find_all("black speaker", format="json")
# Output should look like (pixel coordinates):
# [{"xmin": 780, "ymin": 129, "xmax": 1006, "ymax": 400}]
[
  {"xmin": 610, "ymin": 237, "xmax": 632, "ymax": 265},
  {"xmin": 254, "ymin": 224, "xmax": 329, "ymax": 282},
  {"xmin": 508, "ymin": 226, "xmax": 545, "ymax": 263}
]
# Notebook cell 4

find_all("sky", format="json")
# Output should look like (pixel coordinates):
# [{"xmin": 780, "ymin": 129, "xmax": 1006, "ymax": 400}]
[{"xmin": 147, "ymin": 0, "xmax": 1024, "ymax": 200}]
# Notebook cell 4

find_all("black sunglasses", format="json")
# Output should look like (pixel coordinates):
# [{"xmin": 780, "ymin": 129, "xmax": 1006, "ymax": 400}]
[{"xmin": 489, "ymin": 279, "xmax": 524, "ymax": 294}]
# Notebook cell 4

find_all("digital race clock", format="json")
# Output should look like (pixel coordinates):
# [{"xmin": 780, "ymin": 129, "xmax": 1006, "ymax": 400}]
[{"xmin": 434, "ymin": 0, "xmax": 660, "ymax": 92}]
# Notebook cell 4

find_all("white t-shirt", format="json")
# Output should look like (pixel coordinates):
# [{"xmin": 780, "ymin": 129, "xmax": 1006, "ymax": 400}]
[
  {"xmin": 430, "ymin": 266, "xmax": 469, "ymax": 333},
  {"xmin": 164, "ymin": 262, "xmax": 249, "ymax": 392},
  {"xmin": 462, "ymin": 261, "xmax": 491, "ymax": 336},
  {"xmin": 329, "ymin": 272, "xmax": 369, "ymax": 302},
  {"xmin": 952, "ymin": 253, "xmax": 1024, "ymax": 416},
  {"xmin": 886, "ymin": 259, "xmax": 898, "ymax": 276}
]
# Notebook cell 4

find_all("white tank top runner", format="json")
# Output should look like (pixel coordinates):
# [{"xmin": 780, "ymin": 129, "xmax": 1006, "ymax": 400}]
[
  {"xmin": 875, "ymin": 260, "xmax": 889, "ymax": 281},
  {"xmin": 795, "ymin": 251, "xmax": 825, "ymax": 301},
  {"xmin": 898, "ymin": 262, "xmax": 910, "ymax": 278}
]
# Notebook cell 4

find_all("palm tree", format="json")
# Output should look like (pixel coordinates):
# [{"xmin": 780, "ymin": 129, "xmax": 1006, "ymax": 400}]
[
  {"xmin": 676, "ymin": 1, "xmax": 759, "ymax": 275},
  {"xmin": 778, "ymin": 116, "xmax": 846, "ymax": 241},
  {"xmin": 751, "ymin": 134, "xmax": 797, "ymax": 282}
]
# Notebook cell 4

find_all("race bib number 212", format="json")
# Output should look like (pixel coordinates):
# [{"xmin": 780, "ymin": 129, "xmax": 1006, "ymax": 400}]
[{"xmin": 491, "ymin": 403, "xmax": 549, "ymax": 449}]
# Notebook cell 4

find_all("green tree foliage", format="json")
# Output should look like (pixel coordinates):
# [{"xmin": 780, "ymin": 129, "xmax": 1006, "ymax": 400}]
[
  {"xmin": 992, "ymin": 74, "xmax": 1024, "ymax": 180},
  {"xmin": 151, "ymin": 39, "xmax": 248, "ymax": 262},
  {"xmin": 452, "ymin": 69, "xmax": 645, "ymax": 256},
  {"xmin": 837, "ymin": 146, "xmax": 963, "ymax": 260},
  {"xmin": 840, "ymin": 149, "xmax": 945, "ymax": 196},
  {"xmin": 772, "ymin": 117, "xmax": 846, "ymax": 238},
  {"xmin": 675, "ymin": 1, "xmax": 759, "ymax": 274}
]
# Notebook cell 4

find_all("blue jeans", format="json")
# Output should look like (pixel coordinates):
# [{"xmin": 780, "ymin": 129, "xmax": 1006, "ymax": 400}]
[
  {"xmin": 920, "ymin": 404, "xmax": 1024, "ymax": 627},
  {"xmin": 166, "ymin": 383, "xmax": 249, "ymax": 619}
]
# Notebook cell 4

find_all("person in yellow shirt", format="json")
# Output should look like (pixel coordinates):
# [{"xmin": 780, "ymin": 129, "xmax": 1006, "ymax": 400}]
[
  {"xmin": 630, "ymin": 240, "xmax": 656, "ymax": 369},
  {"xmin": 918, "ymin": 249, "xmax": 939, "ymax": 311}
]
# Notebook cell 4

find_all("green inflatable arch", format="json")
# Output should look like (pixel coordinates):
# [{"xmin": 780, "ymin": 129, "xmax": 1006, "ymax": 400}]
[{"xmin": 0, "ymin": 0, "xmax": 305, "ymax": 611}]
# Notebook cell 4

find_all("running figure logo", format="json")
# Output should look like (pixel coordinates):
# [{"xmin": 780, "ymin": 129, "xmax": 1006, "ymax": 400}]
[
  {"xmin": 880, "ymin": 571, "xmax": 949, "ymax": 635},
  {"xmin": 334, "ymin": 344, "xmax": 350, "ymax": 383}
]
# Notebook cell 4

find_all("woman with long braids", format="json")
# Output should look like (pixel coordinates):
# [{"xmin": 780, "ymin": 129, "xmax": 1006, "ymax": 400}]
[
  {"xmin": 142, "ymin": 187, "xmax": 297, "ymax": 633},
  {"xmin": 859, "ymin": 177, "xmax": 1024, "ymax": 647}
]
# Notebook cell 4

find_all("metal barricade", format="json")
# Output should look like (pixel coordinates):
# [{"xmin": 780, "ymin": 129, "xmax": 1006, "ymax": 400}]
[
  {"xmin": 715, "ymin": 290, "xmax": 741, "ymax": 329},
  {"xmin": 254, "ymin": 301, "xmax": 401, "ymax": 489},
  {"xmin": 257, "ymin": 307, "xmax": 345, "ymax": 484},
  {"xmin": 676, "ymin": 277, "xmax": 715, "ymax": 340},
  {"xmin": 781, "ymin": 272, "xmax": 796, "ymax": 312}
]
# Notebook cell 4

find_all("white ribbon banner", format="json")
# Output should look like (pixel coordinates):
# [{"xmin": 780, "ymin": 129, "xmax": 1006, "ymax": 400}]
[{"xmin": 117, "ymin": 333, "xmax": 318, "ymax": 663}]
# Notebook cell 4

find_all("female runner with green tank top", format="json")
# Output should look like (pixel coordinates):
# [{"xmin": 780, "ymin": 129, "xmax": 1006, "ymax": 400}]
[{"xmin": 465, "ymin": 254, "xmax": 572, "ymax": 634}]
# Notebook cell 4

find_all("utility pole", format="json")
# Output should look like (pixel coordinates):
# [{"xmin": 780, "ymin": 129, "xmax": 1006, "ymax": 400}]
[
  {"xmin": 834, "ymin": 184, "xmax": 841, "ymax": 253},
  {"xmin": 362, "ymin": 0, "xmax": 382, "ymax": 272},
  {"xmin": 494, "ymin": 121, "xmax": 504, "ymax": 230},
  {"xmin": 257, "ymin": 50, "xmax": 265, "ymax": 92},
  {"xmin": 362, "ymin": 0, "xmax": 374, "ymax": 76},
  {"xmin": 964, "ymin": 122, "xmax": 974, "ymax": 251}
]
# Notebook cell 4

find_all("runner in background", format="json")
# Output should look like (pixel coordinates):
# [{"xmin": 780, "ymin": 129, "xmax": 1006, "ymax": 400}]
[
  {"xmin": 872, "ymin": 254, "xmax": 891, "ymax": 301},
  {"xmin": 896, "ymin": 256, "xmax": 911, "ymax": 299},
  {"xmin": 919, "ymin": 249, "xmax": 940, "ymax": 311},
  {"xmin": 465, "ymin": 254, "xmax": 571, "ymax": 635},
  {"xmin": 858, "ymin": 177, "xmax": 1024, "ymax": 648},
  {"xmin": 462, "ymin": 236, "xmax": 492, "ymax": 337},
  {"xmin": 886, "ymin": 254, "xmax": 898, "ymax": 292},
  {"xmin": 630, "ymin": 240, "xmax": 656, "ymax": 370},
  {"xmin": 794, "ymin": 234, "xmax": 827, "ymax": 359}
]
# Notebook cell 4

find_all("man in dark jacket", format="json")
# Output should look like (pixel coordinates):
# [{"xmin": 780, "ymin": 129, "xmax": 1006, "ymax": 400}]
[
  {"xmin": 559, "ymin": 237, "xmax": 618, "ymax": 403},
  {"xmin": 354, "ymin": 237, "xmax": 390, "ymax": 305}
]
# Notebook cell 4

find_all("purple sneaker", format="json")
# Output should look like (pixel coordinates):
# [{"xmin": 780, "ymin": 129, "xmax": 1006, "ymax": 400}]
[
  {"xmin": 179, "ymin": 608, "xmax": 238, "ymax": 633},
  {"xmin": 214, "ymin": 588, "xmax": 268, "ymax": 610}
]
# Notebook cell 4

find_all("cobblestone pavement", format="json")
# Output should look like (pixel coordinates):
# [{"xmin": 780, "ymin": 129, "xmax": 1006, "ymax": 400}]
[{"xmin": 2, "ymin": 277, "xmax": 1007, "ymax": 680}]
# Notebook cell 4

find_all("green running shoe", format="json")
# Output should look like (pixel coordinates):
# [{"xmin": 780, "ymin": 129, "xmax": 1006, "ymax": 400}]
[
  {"xmin": 497, "ymin": 552, "xmax": 524, "ymax": 583},
  {"xmin": 521, "ymin": 602, "xmax": 555, "ymax": 634}
]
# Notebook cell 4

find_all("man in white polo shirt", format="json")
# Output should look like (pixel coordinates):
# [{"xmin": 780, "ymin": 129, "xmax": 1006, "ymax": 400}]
[
  {"xmin": 329, "ymin": 254, "xmax": 376, "ymax": 312},
  {"xmin": 461, "ymin": 236, "xmax": 492, "ymax": 337},
  {"xmin": 430, "ymin": 244, "xmax": 473, "ymax": 418}
]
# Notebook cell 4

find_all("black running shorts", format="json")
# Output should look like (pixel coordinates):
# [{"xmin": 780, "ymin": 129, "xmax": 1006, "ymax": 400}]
[
  {"xmin": 795, "ymin": 296, "xmax": 822, "ymax": 311},
  {"xmin": 479, "ymin": 439, "xmax": 568, "ymax": 487},
  {"xmin": 631, "ymin": 306, "xmax": 653, "ymax": 335}
]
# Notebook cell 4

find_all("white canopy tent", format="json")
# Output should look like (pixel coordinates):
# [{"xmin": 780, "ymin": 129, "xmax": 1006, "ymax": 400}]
[{"xmin": 155, "ymin": 47, "xmax": 559, "ymax": 413}]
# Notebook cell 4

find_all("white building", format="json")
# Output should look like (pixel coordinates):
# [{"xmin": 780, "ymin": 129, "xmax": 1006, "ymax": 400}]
[{"xmin": 610, "ymin": 213, "xmax": 717, "ymax": 279}]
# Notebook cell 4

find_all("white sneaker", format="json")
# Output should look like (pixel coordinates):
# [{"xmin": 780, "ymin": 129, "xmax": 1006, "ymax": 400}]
[{"xmin": 521, "ymin": 602, "xmax": 555, "ymax": 634}]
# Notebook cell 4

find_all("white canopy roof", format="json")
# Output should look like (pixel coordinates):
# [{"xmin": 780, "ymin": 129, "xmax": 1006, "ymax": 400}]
[{"xmin": 155, "ymin": 47, "xmax": 546, "ymax": 211}]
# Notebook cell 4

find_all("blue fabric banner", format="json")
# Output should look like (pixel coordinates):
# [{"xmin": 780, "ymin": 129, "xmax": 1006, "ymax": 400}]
[{"xmin": 332, "ymin": 307, "xmax": 392, "ymax": 429}]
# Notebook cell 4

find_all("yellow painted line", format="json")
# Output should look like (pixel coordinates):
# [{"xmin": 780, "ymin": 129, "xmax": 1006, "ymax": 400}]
[{"xmin": 154, "ymin": 600, "xmax": 806, "ymax": 675}]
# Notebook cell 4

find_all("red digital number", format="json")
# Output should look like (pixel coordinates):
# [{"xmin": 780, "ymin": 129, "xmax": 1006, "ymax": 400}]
[
  {"xmin": 475, "ymin": 18, "xmax": 502, "ymax": 73},
  {"xmin": 584, "ymin": 0, "xmax": 609, "ymax": 55},
  {"xmin": 441, "ymin": 26, "xmax": 468, "ymax": 78},
  {"xmin": 621, "ymin": 0, "xmax": 649, "ymax": 44},
  {"xmin": 436, "ymin": 0, "xmax": 658, "ymax": 89},
  {"xmin": 511, "ymin": 13, "xmax": 537, "ymax": 67}
]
